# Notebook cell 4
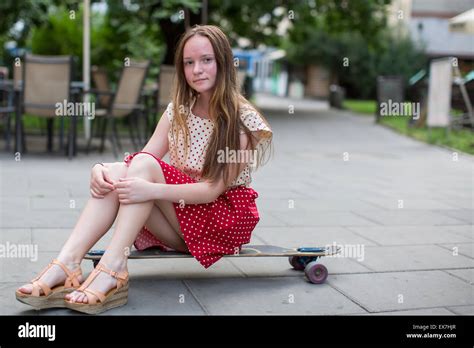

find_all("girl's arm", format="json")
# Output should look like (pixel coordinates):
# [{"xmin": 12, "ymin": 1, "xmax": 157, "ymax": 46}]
[{"xmin": 152, "ymin": 131, "xmax": 251, "ymax": 204}]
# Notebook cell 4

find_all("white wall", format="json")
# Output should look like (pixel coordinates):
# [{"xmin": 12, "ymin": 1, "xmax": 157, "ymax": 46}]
[{"xmin": 409, "ymin": 17, "xmax": 474, "ymax": 57}]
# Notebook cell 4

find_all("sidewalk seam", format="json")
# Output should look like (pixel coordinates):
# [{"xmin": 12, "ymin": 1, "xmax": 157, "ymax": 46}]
[
  {"xmin": 441, "ymin": 269, "xmax": 474, "ymax": 285},
  {"xmin": 182, "ymin": 280, "xmax": 210, "ymax": 315},
  {"xmin": 435, "ymin": 243, "xmax": 474, "ymax": 260},
  {"xmin": 327, "ymin": 281, "xmax": 372, "ymax": 313},
  {"xmin": 349, "ymin": 210, "xmax": 385, "ymax": 227},
  {"xmin": 343, "ymin": 225, "xmax": 383, "ymax": 247}
]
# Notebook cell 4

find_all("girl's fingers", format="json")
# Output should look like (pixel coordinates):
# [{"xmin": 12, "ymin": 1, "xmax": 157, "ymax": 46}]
[
  {"xmin": 93, "ymin": 179, "xmax": 113, "ymax": 193},
  {"xmin": 90, "ymin": 189, "xmax": 104, "ymax": 199},
  {"xmin": 102, "ymin": 170, "xmax": 115, "ymax": 185},
  {"xmin": 114, "ymin": 181, "xmax": 129, "ymax": 189},
  {"xmin": 93, "ymin": 189, "xmax": 105, "ymax": 198},
  {"xmin": 98, "ymin": 186, "xmax": 112, "ymax": 195},
  {"xmin": 99, "ymin": 179, "xmax": 114, "ymax": 191},
  {"xmin": 92, "ymin": 184, "xmax": 108, "ymax": 195}
]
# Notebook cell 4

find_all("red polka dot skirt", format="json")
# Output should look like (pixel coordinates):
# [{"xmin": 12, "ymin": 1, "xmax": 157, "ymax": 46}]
[{"xmin": 124, "ymin": 151, "xmax": 260, "ymax": 269}]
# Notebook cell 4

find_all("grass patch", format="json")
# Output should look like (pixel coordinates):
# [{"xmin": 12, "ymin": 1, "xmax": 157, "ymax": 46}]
[
  {"xmin": 344, "ymin": 99, "xmax": 474, "ymax": 155},
  {"xmin": 380, "ymin": 116, "xmax": 474, "ymax": 155},
  {"xmin": 343, "ymin": 99, "xmax": 376, "ymax": 115}
]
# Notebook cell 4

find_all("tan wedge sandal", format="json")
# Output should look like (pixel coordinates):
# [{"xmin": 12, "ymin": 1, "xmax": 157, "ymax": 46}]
[
  {"xmin": 15, "ymin": 259, "xmax": 83, "ymax": 310},
  {"xmin": 64, "ymin": 262, "xmax": 129, "ymax": 314}
]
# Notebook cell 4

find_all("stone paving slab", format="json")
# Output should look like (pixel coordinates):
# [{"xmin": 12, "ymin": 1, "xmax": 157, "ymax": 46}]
[
  {"xmin": 437, "ymin": 243, "xmax": 474, "ymax": 258},
  {"xmin": 329, "ymin": 271, "xmax": 474, "ymax": 312},
  {"xmin": 0, "ymin": 283, "xmax": 41, "ymax": 315},
  {"xmin": 0, "ymin": 209, "xmax": 81, "ymax": 228},
  {"xmin": 104, "ymin": 279, "xmax": 207, "ymax": 316},
  {"xmin": 0, "ymin": 228, "xmax": 31, "ymax": 244},
  {"xmin": 360, "ymin": 197, "xmax": 461, "ymax": 210},
  {"xmin": 433, "ymin": 209, "xmax": 474, "ymax": 224},
  {"xmin": 0, "ymin": 251, "xmax": 59, "ymax": 283},
  {"xmin": 345, "ymin": 225, "xmax": 473, "ymax": 246},
  {"xmin": 228, "ymin": 253, "xmax": 372, "ymax": 277},
  {"xmin": 439, "ymin": 198, "xmax": 472, "ymax": 209},
  {"xmin": 355, "ymin": 307, "xmax": 456, "ymax": 315},
  {"xmin": 253, "ymin": 226, "xmax": 377, "ymax": 247},
  {"xmin": 267, "ymin": 210, "xmax": 379, "ymax": 227},
  {"xmin": 0, "ymin": 280, "xmax": 207, "ymax": 316},
  {"xmin": 0, "ymin": 197, "xmax": 30, "ymax": 211},
  {"xmin": 30, "ymin": 197, "xmax": 85, "ymax": 211},
  {"xmin": 256, "ymin": 198, "xmax": 382, "ymax": 212},
  {"xmin": 357, "ymin": 245, "xmax": 473, "ymax": 272},
  {"xmin": 353, "ymin": 210, "xmax": 466, "ymax": 226},
  {"xmin": 184, "ymin": 277, "xmax": 367, "ymax": 315},
  {"xmin": 446, "ymin": 305, "xmax": 474, "ymax": 315},
  {"xmin": 254, "ymin": 211, "xmax": 287, "ymax": 227},
  {"xmin": 444, "ymin": 269, "xmax": 474, "ymax": 285}
]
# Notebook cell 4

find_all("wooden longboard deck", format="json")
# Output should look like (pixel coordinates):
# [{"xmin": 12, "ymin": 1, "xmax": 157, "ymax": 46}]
[{"xmin": 85, "ymin": 244, "xmax": 341, "ymax": 260}]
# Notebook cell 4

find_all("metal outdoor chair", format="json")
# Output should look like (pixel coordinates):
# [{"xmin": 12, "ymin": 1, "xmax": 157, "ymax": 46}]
[
  {"xmin": 157, "ymin": 64, "xmax": 175, "ymax": 114},
  {"xmin": 91, "ymin": 66, "xmax": 113, "ymax": 109},
  {"xmin": 19, "ymin": 54, "xmax": 74, "ymax": 157},
  {"xmin": 0, "ymin": 68, "xmax": 14, "ymax": 151},
  {"xmin": 87, "ymin": 60, "xmax": 150, "ymax": 158}
]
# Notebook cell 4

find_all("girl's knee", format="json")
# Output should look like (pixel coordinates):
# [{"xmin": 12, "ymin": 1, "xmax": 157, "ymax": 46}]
[
  {"xmin": 108, "ymin": 162, "xmax": 128, "ymax": 182},
  {"xmin": 127, "ymin": 154, "xmax": 164, "ymax": 181},
  {"xmin": 127, "ymin": 154, "xmax": 156, "ymax": 169}
]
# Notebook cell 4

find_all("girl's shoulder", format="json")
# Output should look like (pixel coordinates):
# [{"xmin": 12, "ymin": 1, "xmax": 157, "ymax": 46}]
[
  {"xmin": 238, "ymin": 102, "xmax": 272, "ymax": 135},
  {"xmin": 165, "ymin": 98, "xmax": 200, "ymax": 122},
  {"xmin": 238, "ymin": 101, "xmax": 259, "ymax": 118},
  {"xmin": 165, "ymin": 102, "xmax": 174, "ymax": 123}
]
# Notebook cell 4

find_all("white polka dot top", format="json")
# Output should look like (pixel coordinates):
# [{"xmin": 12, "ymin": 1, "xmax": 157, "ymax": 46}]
[{"xmin": 165, "ymin": 97, "xmax": 272, "ymax": 188}]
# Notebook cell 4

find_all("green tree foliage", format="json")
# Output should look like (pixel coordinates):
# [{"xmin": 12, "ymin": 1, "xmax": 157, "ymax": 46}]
[
  {"xmin": 2, "ymin": 0, "xmax": 421, "ymax": 95},
  {"xmin": 283, "ymin": 1, "xmax": 427, "ymax": 99}
]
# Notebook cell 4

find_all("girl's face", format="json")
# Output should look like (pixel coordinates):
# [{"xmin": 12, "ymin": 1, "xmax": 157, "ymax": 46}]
[{"xmin": 183, "ymin": 35, "xmax": 217, "ymax": 96}]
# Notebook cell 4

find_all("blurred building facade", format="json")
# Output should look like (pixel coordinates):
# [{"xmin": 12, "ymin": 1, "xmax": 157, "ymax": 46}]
[{"xmin": 388, "ymin": 0, "xmax": 474, "ymax": 63}]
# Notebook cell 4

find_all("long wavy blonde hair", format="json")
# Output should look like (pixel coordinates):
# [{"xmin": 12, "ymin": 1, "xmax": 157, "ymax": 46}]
[{"xmin": 170, "ymin": 24, "xmax": 272, "ymax": 187}]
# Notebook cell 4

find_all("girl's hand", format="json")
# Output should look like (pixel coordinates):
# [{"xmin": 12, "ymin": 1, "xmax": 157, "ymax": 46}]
[
  {"xmin": 90, "ymin": 164, "xmax": 115, "ymax": 199},
  {"xmin": 114, "ymin": 177, "xmax": 155, "ymax": 204}
]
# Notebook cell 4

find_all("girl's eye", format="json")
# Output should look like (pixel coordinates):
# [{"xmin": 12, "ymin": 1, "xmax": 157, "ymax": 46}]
[
  {"xmin": 203, "ymin": 58, "xmax": 213, "ymax": 63},
  {"xmin": 184, "ymin": 61, "xmax": 193, "ymax": 65}
]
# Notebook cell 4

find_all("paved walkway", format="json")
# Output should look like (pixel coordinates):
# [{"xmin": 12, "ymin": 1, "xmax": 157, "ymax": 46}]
[{"xmin": 0, "ymin": 94, "xmax": 472, "ymax": 315}]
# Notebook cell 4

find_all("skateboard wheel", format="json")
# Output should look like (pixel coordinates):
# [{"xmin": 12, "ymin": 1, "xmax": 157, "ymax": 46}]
[
  {"xmin": 289, "ymin": 256, "xmax": 305, "ymax": 271},
  {"xmin": 304, "ymin": 261, "xmax": 328, "ymax": 284}
]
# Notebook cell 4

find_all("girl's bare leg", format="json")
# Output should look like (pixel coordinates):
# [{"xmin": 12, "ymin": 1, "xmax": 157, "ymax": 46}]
[
  {"xmin": 17, "ymin": 162, "xmax": 128, "ymax": 295},
  {"xmin": 67, "ymin": 154, "xmax": 170, "ymax": 304},
  {"xmin": 144, "ymin": 203, "xmax": 188, "ymax": 253}
]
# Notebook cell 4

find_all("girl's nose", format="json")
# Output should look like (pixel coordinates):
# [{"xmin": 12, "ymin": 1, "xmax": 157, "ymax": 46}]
[{"xmin": 193, "ymin": 62, "xmax": 203, "ymax": 74}]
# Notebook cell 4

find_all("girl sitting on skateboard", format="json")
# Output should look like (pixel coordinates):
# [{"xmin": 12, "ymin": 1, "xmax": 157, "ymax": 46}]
[{"xmin": 16, "ymin": 24, "xmax": 273, "ymax": 314}]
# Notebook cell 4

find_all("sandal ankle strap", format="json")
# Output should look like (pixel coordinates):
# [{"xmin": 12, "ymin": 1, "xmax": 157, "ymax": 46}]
[
  {"xmin": 96, "ymin": 263, "xmax": 128, "ymax": 282},
  {"xmin": 51, "ymin": 259, "xmax": 82, "ymax": 288},
  {"xmin": 29, "ymin": 259, "xmax": 82, "ymax": 296},
  {"xmin": 75, "ymin": 263, "xmax": 129, "ymax": 304},
  {"xmin": 78, "ymin": 262, "xmax": 129, "ymax": 293}
]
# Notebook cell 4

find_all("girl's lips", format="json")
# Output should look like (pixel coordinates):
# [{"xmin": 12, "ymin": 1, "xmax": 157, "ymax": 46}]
[{"xmin": 194, "ymin": 79, "xmax": 207, "ymax": 84}]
